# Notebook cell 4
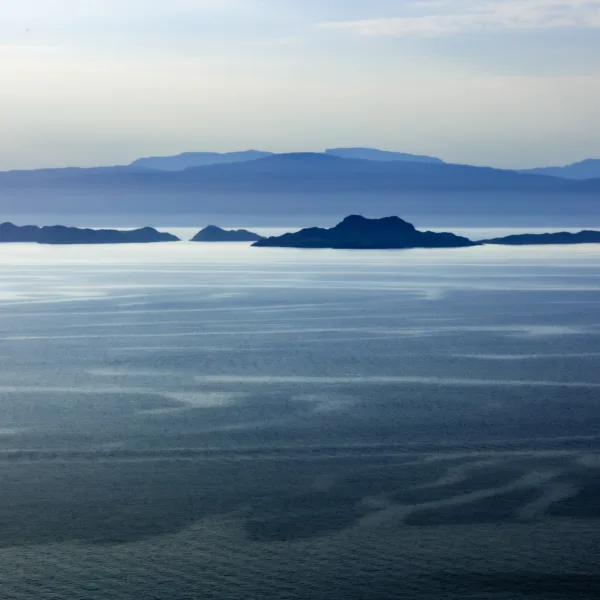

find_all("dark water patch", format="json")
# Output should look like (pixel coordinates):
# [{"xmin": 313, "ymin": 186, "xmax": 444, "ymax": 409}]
[
  {"xmin": 392, "ymin": 466, "xmax": 522, "ymax": 504},
  {"xmin": 334, "ymin": 461, "xmax": 463, "ymax": 499},
  {"xmin": 458, "ymin": 572, "xmax": 600, "ymax": 599},
  {"xmin": 0, "ymin": 458, "xmax": 345, "ymax": 547},
  {"xmin": 548, "ymin": 466, "xmax": 600, "ymax": 518},
  {"xmin": 0, "ymin": 453, "xmax": 580, "ymax": 547},
  {"xmin": 243, "ymin": 492, "xmax": 371, "ymax": 542}
]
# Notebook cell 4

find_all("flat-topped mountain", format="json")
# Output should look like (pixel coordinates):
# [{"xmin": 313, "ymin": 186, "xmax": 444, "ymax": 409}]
[
  {"xmin": 481, "ymin": 230, "xmax": 600, "ymax": 245},
  {"xmin": 325, "ymin": 148, "xmax": 444, "ymax": 164},
  {"xmin": 191, "ymin": 225, "xmax": 263, "ymax": 242},
  {"xmin": 0, "ymin": 223, "xmax": 179, "ymax": 244},
  {"xmin": 130, "ymin": 150, "xmax": 273, "ymax": 171},
  {"xmin": 252, "ymin": 215, "xmax": 477, "ymax": 249},
  {"xmin": 130, "ymin": 148, "xmax": 442, "ymax": 171}
]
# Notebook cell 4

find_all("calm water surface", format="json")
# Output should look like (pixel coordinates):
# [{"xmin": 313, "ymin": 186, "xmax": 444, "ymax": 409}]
[{"xmin": 0, "ymin": 236, "xmax": 599, "ymax": 599}]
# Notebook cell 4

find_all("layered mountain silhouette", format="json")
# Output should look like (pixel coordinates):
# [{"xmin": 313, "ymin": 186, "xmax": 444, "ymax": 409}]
[
  {"xmin": 129, "ymin": 148, "xmax": 444, "ymax": 171},
  {"xmin": 253, "ymin": 215, "xmax": 477, "ymax": 249},
  {"xmin": 2, "ymin": 151, "xmax": 599, "ymax": 221},
  {"xmin": 325, "ymin": 148, "xmax": 444, "ymax": 163},
  {"xmin": 520, "ymin": 159, "xmax": 600, "ymax": 180},
  {"xmin": 130, "ymin": 150, "xmax": 273, "ymax": 171},
  {"xmin": 191, "ymin": 225, "xmax": 263, "ymax": 242},
  {"xmin": 481, "ymin": 230, "xmax": 600, "ymax": 245},
  {"xmin": 2, "ymin": 150, "xmax": 600, "ymax": 187},
  {"xmin": 0, "ymin": 153, "xmax": 577, "ymax": 194},
  {"xmin": 0, "ymin": 165, "xmax": 149, "ymax": 184},
  {"xmin": 0, "ymin": 223, "xmax": 179, "ymax": 244}
]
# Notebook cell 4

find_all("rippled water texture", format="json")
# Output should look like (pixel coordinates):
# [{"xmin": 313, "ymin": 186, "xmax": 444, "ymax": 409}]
[{"xmin": 0, "ymin": 237, "xmax": 599, "ymax": 599}]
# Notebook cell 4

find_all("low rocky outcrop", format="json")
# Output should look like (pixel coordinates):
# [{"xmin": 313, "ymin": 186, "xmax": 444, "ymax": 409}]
[
  {"xmin": 481, "ymin": 231, "xmax": 600, "ymax": 245},
  {"xmin": 191, "ymin": 225, "xmax": 263, "ymax": 242},
  {"xmin": 0, "ymin": 222, "xmax": 179, "ymax": 244}
]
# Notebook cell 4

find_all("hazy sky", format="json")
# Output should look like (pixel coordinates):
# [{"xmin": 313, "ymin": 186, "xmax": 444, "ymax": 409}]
[{"xmin": 1, "ymin": 0, "xmax": 600, "ymax": 169}]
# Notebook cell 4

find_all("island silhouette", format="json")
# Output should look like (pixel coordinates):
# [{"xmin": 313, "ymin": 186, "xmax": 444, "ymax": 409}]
[
  {"xmin": 0, "ymin": 223, "xmax": 179, "ymax": 244},
  {"xmin": 3, "ymin": 219, "xmax": 600, "ymax": 248},
  {"xmin": 252, "ymin": 215, "xmax": 478, "ymax": 249},
  {"xmin": 480, "ymin": 230, "xmax": 600, "ymax": 245},
  {"xmin": 191, "ymin": 225, "xmax": 263, "ymax": 242}
]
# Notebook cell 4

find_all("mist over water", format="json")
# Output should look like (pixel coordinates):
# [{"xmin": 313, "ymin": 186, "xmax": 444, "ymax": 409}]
[{"xmin": 1, "ymin": 237, "xmax": 599, "ymax": 599}]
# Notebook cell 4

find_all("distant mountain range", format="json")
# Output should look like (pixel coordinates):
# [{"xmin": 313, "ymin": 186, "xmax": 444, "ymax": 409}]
[
  {"xmin": 128, "ymin": 148, "xmax": 445, "ymax": 171},
  {"xmin": 1, "ymin": 149, "xmax": 599, "ymax": 222},
  {"xmin": 1, "ymin": 152, "xmax": 576, "ymax": 194},
  {"xmin": 127, "ymin": 148, "xmax": 599, "ymax": 178},
  {"xmin": 324, "ymin": 148, "xmax": 444, "ymax": 164},
  {"xmin": 519, "ymin": 159, "xmax": 600, "ymax": 180},
  {"xmin": 130, "ymin": 150, "xmax": 273, "ymax": 171},
  {"xmin": 1, "ymin": 148, "xmax": 599, "ymax": 178}
]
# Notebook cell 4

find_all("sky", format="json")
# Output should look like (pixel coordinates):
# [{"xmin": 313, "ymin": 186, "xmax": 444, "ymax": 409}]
[{"xmin": 1, "ymin": 0, "xmax": 600, "ymax": 170}]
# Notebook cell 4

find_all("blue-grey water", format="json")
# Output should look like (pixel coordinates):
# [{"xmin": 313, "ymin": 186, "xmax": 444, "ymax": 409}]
[{"xmin": 1, "ymin": 233, "xmax": 599, "ymax": 599}]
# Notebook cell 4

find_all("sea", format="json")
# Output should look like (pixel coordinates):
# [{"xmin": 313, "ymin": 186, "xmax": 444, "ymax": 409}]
[{"xmin": 0, "ymin": 226, "xmax": 599, "ymax": 600}]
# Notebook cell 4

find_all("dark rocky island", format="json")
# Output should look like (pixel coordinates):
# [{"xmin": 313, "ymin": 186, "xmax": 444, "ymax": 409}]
[
  {"xmin": 191, "ymin": 225, "xmax": 263, "ymax": 242},
  {"xmin": 252, "ymin": 215, "xmax": 477, "ymax": 249},
  {"xmin": 481, "ymin": 231, "xmax": 600, "ymax": 245},
  {"xmin": 0, "ymin": 222, "xmax": 179, "ymax": 244},
  {"xmin": 0, "ymin": 222, "xmax": 42, "ymax": 242}
]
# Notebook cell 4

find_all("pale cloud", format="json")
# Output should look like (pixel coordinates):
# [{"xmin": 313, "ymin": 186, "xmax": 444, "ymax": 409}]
[
  {"xmin": 0, "ymin": 0, "xmax": 255, "ymax": 38},
  {"xmin": 320, "ymin": 0, "xmax": 600, "ymax": 37},
  {"xmin": 1, "ymin": 0, "xmax": 600, "ymax": 169},
  {"xmin": 1, "ymin": 0, "xmax": 241, "ymax": 19},
  {"xmin": 0, "ymin": 0, "xmax": 270, "ymax": 56}
]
